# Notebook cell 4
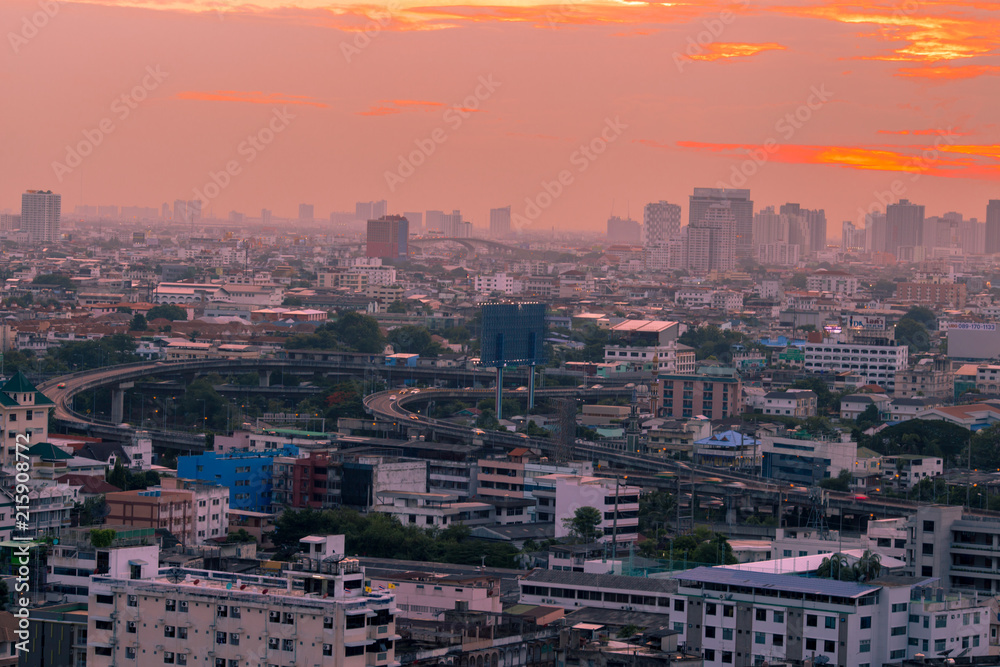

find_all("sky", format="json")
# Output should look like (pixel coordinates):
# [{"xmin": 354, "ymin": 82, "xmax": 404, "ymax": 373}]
[{"xmin": 2, "ymin": 0, "xmax": 999, "ymax": 237}]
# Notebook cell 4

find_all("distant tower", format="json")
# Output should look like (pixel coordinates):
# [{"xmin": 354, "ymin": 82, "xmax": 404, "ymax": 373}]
[
  {"xmin": 986, "ymin": 200, "xmax": 1000, "ymax": 254},
  {"xmin": 690, "ymin": 188, "xmax": 753, "ymax": 256},
  {"xmin": 643, "ymin": 201, "xmax": 681, "ymax": 246},
  {"xmin": 490, "ymin": 206, "xmax": 511, "ymax": 238},
  {"xmin": 298, "ymin": 204, "xmax": 314, "ymax": 221}
]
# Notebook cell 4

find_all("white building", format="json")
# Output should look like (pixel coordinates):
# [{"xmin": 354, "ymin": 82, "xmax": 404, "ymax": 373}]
[
  {"xmin": 46, "ymin": 526, "xmax": 160, "ymax": 603},
  {"xmin": 803, "ymin": 339, "xmax": 908, "ymax": 391},
  {"xmin": 473, "ymin": 273, "xmax": 515, "ymax": 295},
  {"xmin": 373, "ymin": 491, "xmax": 494, "ymax": 529},
  {"xmin": 807, "ymin": 269, "xmax": 859, "ymax": 295},
  {"xmin": 840, "ymin": 393, "xmax": 891, "ymax": 420},
  {"xmin": 366, "ymin": 571, "xmax": 501, "ymax": 621},
  {"xmin": 544, "ymin": 474, "xmax": 640, "ymax": 546},
  {"xmin": 87, "ymin": 538, "xmax": 397, "ymax": 667},
  {"xmin": 759, "ymin": 389, "xmax": 817, "ymax": 417},
  {"xmin": 882, "ymin": 454, "xmax": 942, "ymax": 489}
]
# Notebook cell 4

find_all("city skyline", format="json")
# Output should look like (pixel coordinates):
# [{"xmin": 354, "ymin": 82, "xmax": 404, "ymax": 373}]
[{"xmin": 3, "ymin": 0, "xmax": 998, "ymax": 233}]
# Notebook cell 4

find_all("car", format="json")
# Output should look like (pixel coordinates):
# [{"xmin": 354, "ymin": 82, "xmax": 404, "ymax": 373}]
[
  {"xmin": 411, "ymin": 389, "xmax": 421, "ymax": 394},
  {"xmin": 517, "ymin": 433, "xmax": 529, "ymax": 439},
  {"xmin": 389, "ymin": 395, "xmax": 398, "ymax": 401},
  {"xmin": 57, "ymin": 382, "xmax": 66, "ymax": 388},
  {"xmin": 577, "ymin": 384, "xmax": 587, "ymax": 389},
  {"xmin": 408, "ymin": 414, "xmax": 420, "ymax": 421},
  {"xmin": 472, "ymin": 428, "xmax": 486, "ymax": 435},
  {"xmin": 591, "ymin": 384, "xmax": 603, "ymax": 389},
  {"xmin": 515, "ymin": 386, "xmax": 527, "ymax": 391}
]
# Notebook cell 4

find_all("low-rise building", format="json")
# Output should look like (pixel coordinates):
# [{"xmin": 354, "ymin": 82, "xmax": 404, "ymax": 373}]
[
  {"xmin": 366, "ymin": 571, "xmax": 501, "ymax": 621},
  {"xmin": 659, "ymin": 367, "xmax": 742, "ymax": 420},
  {"xmin": 373, "ymin": 491, "xmax": 495, "ymax": 529},
  {"xmin": 759, "ymin": 389, "xmax": 817, "ymax": 417},
  {"xmin": 882, "ymin": 455, "xmax": 942, "ymax": 490}
]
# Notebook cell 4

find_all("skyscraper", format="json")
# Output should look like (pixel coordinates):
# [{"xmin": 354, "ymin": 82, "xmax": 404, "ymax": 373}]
[
  {"xmin": 643, "ymin": 201, "xmax": 681, "ymax": 246},
  {"xmin": 780, "ymin": 203, "xmax": 826, "ymax": 255},
  {"xmin": 686, "ymin": 202, "xmax": 736, "ymax": 275},
  {"xmin": 689, "ymin": 188, "xmax": 753, "ymax": 255},
  {"xmin": 842, "ymin": 221, "xmax": 866, "ymax": 253},
  {"xmin": 425, "ymin": 210, "xmax": 445, "ymax": 234},
  {"xmin": 403, "ymin": 211, "xmax": 423, "ymax": 233},
  {"xmin": 606, "ymin": 215, "xmax": 640, "ymax": 244},
  {"xmin": 356, "ymin": 200, "xmax": 388, "ymax": 221},
  {"xmin": 372, "ymin": 200, "xmax": 387, "ymax": 219},
  {"xmin": 866, "ymin": 211, "xmax": 887, "ymax": 253},
  {"xmin": 986, "ymin": 200, "xmax": 1000, "ymax": 254},
  {"xmin": 261, "ymin": 208, "xmax": 272, "ymax": 225},
  {"xmin": 885, "ymin": 199, "xmax": 925, "ymax": 257},
  {"xmin": 366, "ymin": 215, "xmax": 409, "ymax": 259},
  {"xmin": 753, "ymin": 206, "xmax": 788, "ymax": 246},
  {"xmin": 298, "ymin": 203, "xmax": 314, "ymax": 221},
  {"xmin": 21, "ymin": 190, "xmax": 61, "ymax": 243},
  {"xmin": 490, "ymin": 206, "xmax": 512, "ymax": 238}
]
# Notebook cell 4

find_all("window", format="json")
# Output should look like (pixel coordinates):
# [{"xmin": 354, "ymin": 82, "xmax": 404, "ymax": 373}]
[
  {"xmin": 755, "ymin": 632, "xmax": 765, "ymax": 645},
  {"xmin": 269, "ymin": 611, "xmax": 281, "ymax": 623},
  {"xmin": 346, "ymin": 614, "xmax": 366, "ymax": 629},
  {"xmin": 923, "ymin": 520, "xmax": 934, "ymax": 532},
  {"xmin": 706, "ymin": 603, "xmax": 717, "ymax": 615},
  {"xmin": 230, "ymin": 606, "xmax": 240, "ymax": 619},
  {"xmin": 674, "ymin": 599, "xmax": 685, "ymax": 612},
  {"xmin": 935, "ymin": 639, "xmax": 946, "ymax": 652},
  {"xmin": 806, "ymin": 614, "xmax": 818, "ymax": 627},
  {"xmin": 723, "ymin": 605, "xmax": 734, "ymax": 618},
  {"xmin": 773, "ymin": 611, "xmax": 784, "ymax": 623},
  {"xmin": 124, "ymin": 621, "xmax": 136, "ymax": 633},
  {"xmin": 323, "ymin": 644, "xmax": 333, "ymax": 656},
  {"xmin": 936, "ymin": 615, "xmax": 947, "ymax": 628},
  {"xmin": 164, "ymin": 626, "xmax": 175, "ymax": 638},
  {"xmin": 178, "ymin": 627, "xmax": 187, "ymax": 640},
  {"xmin": 806, "ymin": 638, "xmax": 816, "ymax": 651},
  {"xmin": 722, "ymin": 652, "xmax": 732, "ymax": 664},
  {"xmin": 216, "ymin": 632, "xmax": 227, "ymax": 645},
  {"xmin": 345, "ymin": 646, "xmax": 364, "ymax": 657},
  {"xmin": 860, "ymin": 616, "xmax": 872, "ymax": 629},
  {"xmin": 891, "ymin": 649, "xmax": 906, "ymax": 660},
  {"xmin": 922, "ymin": 543, "xmax": 934, "ymax": 555},
  {"xmin": 230, "ymin": 633, "xmax": 239, "ymax": 646},
  {"xmin": 282, "ymin": 612, "xmax": 294, "ymax": 625},
  {"xmin": 825, "ymin": 617, "xmax": 836, "ymax": 629},
  {"xmin": 892, "ymin": 603, "xmax": 908, "ymax": 613},
  {"xmin": 96, "ymin": 594, "xmax": 114, "ymax": 605},
  {"xmin": 704, "ymin": 649, "xmax": 715, "ymax": 661},
  {"xmin": 722, "ymin": 628, "xmax": 733, "ymax": 640},
  {"xmin": 860, "ymin": 640, "xmax": 871, "ymax": 653},
  {"xmin": 127, "ymin": 595, "xmax": 137, "ymax": 607},
  {"xmin": 773, "ymin": 635, "xmax": 783, "ymax": 646},
  {"xmin": 706, "ymin": 626, "xmax": 716, "ymax": 639},
  {"xmin": 922, "ymin": 566, "xmax": 933, "ymax": 577},
  {"xmin": 825, "ymin": 640, "xmax": 835, "ymax": 652},
  {"xmin": 127, "ymin": 648, "xmax": 137, "ymax": 659},
  {"xmin": 282, "ymin": 639, "xmax": 294, "ymax": 651},
  {"xmin": 891, "ymin": 626, "xmax": 905, "ymax": 636},
  {"xmin": 756, "ymin": 609, "xmax": 766, "ymax": 621},
  {"xmin": 179, "ymin": 600, "xmax": 188, "ymax": 612},
  {"xmin": 323, "ymin": 616, "xmax": 334, "ymax": 629},
  {"xmin": 217, "ymin": 605, "xmax": 228, "ymax": 618},
  {"xmin": 268, "ymin": 638, "xmax": 280, "ymax": 650},
  {"xmin": 164, "ymin": 653, "xmax": 175, "ymax": 664},
  {"xmin": 165, "ymin": 599, "xmax": 176, "ymax": 611}
]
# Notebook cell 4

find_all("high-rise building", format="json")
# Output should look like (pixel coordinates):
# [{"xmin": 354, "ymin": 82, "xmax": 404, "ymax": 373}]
[
  {"xmin": 866, "ymin": 211, "xmax": 887, "ymax": 253},
  {"xmin": 161, "ymin": 202, "xmax": 170, "ymax": 219},
  {"xmin": 986, "ymin": 200, "xmax": 1000, "ymax": 254},
  {"xmin": 186, "ymin": 199, "xmax": 201, "ymax": 222},
  {"xmin": 425, "ymin": 210, "xmax": 445, "ymax": 234},
  {"xmin": 753, "ymin": 206, "xmax": 788, "ymax": 246},
  {"xmin": 261, "ymin": 208, "xmax": 272, "ymax": 225},
  {"xmin": 842, "ymin": 220, "xmax": 866, "ymax": 253},
  {"xmin": 686, "ymin": 202, "xmax": 736, "ymax": 275},
  {"xmin": 21, "ymin": 190, "xmax": 61, "ymax": 243},
  {"xmin": 643, "ymin": 200, "xmax": 681, "ymax": 246},
  {"xmin": 780, "ymin": 203, "xmax": 826, "ymax": 254},
  {"xmin": 606, "ymin": 215, "xmax": 640, "ymax": 244},
  {"xmin": 0, "ymin": 213, "xmax": 21, "ymax": 231},
  {"xmin": 366, "ymin": 215, "xmax": 409, "ymax": 259},
  {"xmin": 689, "ymin": 188, "xmax": 752, "ymax": 255},
  {"xmin": 490, "ymin": 206, "xmax": 512, "ymax": 238},
  {"xmin": 356, "ymin": 200, "xmax": 387, "ymax": 221},
  {"xmin": 885, "ymin": 198, "xmax": 924, "ymax": 257},
  {"xmin": 403, "ymin": 211, "xmax": 423, "ymax": 233},
  {"xmin": 372, "ymin": 199, "xmax": 387, "ymax": 219},
  {"xmin": 443, "ymin": 210, "xmax": 463, "ymax": 237},
  {"xmin": 172, "ymin": 199, "xmax": 187, "ymax": 222},
  {"xmin": 229, "ymin": 211, "xmax": 244, "ymax": 224},
  {"xmin": 298, "ymin": 203, "xmax": 314, "ymax": 220}
]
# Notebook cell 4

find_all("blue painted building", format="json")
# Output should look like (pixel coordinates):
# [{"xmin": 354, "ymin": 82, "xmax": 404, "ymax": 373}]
[{"xmin": 177, "ymin": 446, "xmax": 298, "ymax": 512}]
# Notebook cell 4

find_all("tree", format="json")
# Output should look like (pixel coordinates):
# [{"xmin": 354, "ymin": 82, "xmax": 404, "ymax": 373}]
[
  {"xmin": 90, "ymin": 528, "xmax": 117, "ymax": 548},
  {"xmin": 227, "ymin": 528, "xmax": 256, "ymax": 544},
  {"xmin": 146, "ymin": 304, "xmax": 188, "ymax": 321},
  {"xmin": 617, "ymin": 624, "xmax": 644, "ymax": 639},
  {"xmin": 563, "ymin": 506, "xmax": 603, "ymax": 543},
  {"xmin": 130, "ymin": 313, "xmax": 148, "ymax": 331},
  {"xmin": 789, "ymin": 273, "xmax": 807, "ymax": 289},
  {"xmin": 872, "ymin": 279, "xmax": 897, "ymax": 298},
  {"xmin": 856, "ymin": 403, "xmax": 881, "ymax": 430},
  {"xmin": 107, "ymin": 459, "xmax": 128, "ymax": 491},
  {"xmin": 852, "ymin": 549, "xmax": 882, "ymax": 582},
  {"xmin": 282, "ymin": 296, "xmax": 304, "ymax": 307},
  {"xmin": 902, "ymin": 306, "xmax": 936, "ymax": 330},
  {"xmin": 387, "ymin": 300, "xmax": 408, "ymax": 314},
  {"xmin": 818, "ymin": 469, "xmax": 852, "ymax": 492},
  {"xmin": 817, "ymin": 552, "xmax": 854, "ymax": 581},
  {"xmin": 388, "ymin": 325, "xmax": 442, "ymax": 356},
  {"xmin": 33, "ymin": 273, "xmax": 75, "ymax": 290},
  {"xmin": 895, "ymin": 318, "xmax": 930, "ymax": 353}
]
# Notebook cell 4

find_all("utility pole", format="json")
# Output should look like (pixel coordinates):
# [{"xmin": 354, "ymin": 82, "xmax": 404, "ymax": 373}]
[{"xmin": 612, "ymin": 475, "xmax": 620, "ymax": 561}]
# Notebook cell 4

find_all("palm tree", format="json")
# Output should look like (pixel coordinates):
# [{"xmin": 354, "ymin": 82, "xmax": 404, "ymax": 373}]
[
  {"xmin": 817, "ymin": 553, "xmax": 853, "ymax": 581},
  {"xmin": 852, "ymin": 549, "xmax": 882, "ymax": 583}
]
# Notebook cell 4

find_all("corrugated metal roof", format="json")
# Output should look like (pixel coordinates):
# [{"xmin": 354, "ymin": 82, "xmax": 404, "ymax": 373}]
[
  {"xmin": 673, "ymin": 566, "xmax": 879, "ymax": 599},
  {"xmin": 523, "ymin": 568, "xmax": 678, "ymax": 594}
]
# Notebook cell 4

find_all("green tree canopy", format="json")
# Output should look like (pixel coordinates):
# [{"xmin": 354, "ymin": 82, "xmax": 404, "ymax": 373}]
[
  {"xmin": 563, "ymin": 506, "xmax": 603, "ymax": 543},
  {"xmin": 146, "ymin": 304, "xmax": 188, "ymax": 321},
  {"xmin": 285, "ymin": 312, "xmax": 385, "ymax": 353}
]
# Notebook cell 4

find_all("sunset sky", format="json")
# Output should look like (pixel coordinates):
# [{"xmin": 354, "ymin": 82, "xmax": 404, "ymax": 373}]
[{"xmin": 2, "ymin": 0, "xmax": 999, "ymax": 236}]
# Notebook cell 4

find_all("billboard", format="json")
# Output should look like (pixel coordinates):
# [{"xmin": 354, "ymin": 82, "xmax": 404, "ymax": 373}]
[
  {"xmin": 480, "ymin": 302, "xmax": 547, "ymax": 367},
  {"xmin": 848, "ymin": 314, "xmax": 886, "ymax": 330},
  {"xmin": 943, "ymin": 321, "xmax": 997, "ymax": 332}
]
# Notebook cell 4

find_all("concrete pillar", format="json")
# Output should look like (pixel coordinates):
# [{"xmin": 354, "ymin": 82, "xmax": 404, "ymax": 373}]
[
  {"xmin": 111, "ymin": 381, "xmax": 133, "ymax": 424},
  {"xmin": 259, "ymin": 370, "xmax": 272, "ymax": 387}
]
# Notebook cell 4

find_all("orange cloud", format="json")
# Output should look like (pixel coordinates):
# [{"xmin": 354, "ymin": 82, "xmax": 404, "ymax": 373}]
[
  {"xmin": 175, "ymin": 90, "xmax": 327, "ymax": 107},
  {"xmin": 897, "ymin": 64, "xmax": 1000, "ymax": 80},
  {"xmin": 356, "ymin": 98, "xmax": 479, "ymax": 116},
  {"xmin": 878, "ymin": 129, "xmax": 972, "ymax": 136},
  {"xmin": 665, "ymin": 139, "xmax": 1000, "ymax": 180},
  {"xmin": 687, "ymin": 42, "xmax": 786, "ymax": 62}
]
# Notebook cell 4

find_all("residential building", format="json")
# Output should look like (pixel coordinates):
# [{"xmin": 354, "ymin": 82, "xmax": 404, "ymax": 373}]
[
  {"xmin": 686, "ymin": 203, "xmax": 737, "ymax": 274},
  {"xmin": 366, "ymin": 571, "xmax": 501, "ymax": 621},
  {"xmin": 806, "ymin": 269, "xmax": 858, "ymax": 296},
  {"xmin": 366, "ymin": 215, "xmax": 409, "ymax": 259},
  {"xmin": 46, "ymin": 526, "xmax": 159, "ymax": 603},
  {"xmin": 474, "ymin": 272, "xmax": 515, "ymax": 294},
  {"xmin": 545, "ymin": 474, "xmax": 640, "ymax": 546},
  {"xmin": 104, "ymin": 479, "xmax": 229, "ymax": 546},
  {"xmin": 23, "ymin": 603, "xmax": 89, "ymax": 667},
  {"xmin": 643, "ymin": 200, "xmax": 681, "ymax": 246},
  {"xmin": 896, "ymin": 281, "xmax": 967, "ymax": 308},
  {"xmin": 759, "ymin": 428, "xmax": 857, "ymax": 485},
  {"xmin": 986, "ymin": 199, "xmax": 1000, "ymax": 254},
  {"xmin": 759, "ymin": 389, "xmax": 817, "ymax": 417},
  {"xmin": 840, "ymin": 393, "xmax": 891, "ymax": 421},
  {"xmin": 0, "ymin": 371, "xmax": 54, "ymax": 469},
  {"xmin": 177, "ymin": 447, "xmax": 296, "ymax": 512},
  {"xmin": 659, "ymin": 367, "xmax": 742, "ymax": 420},
  {"xmin": 692, "ymin": 430, "xmax": 760, "ymax": 471},
  {"xmin": 887, "ymin": 397, "xmax": 941, "ymax": 423},
  {"xmin": 886, "ymin": 198, "xmax": 925, "ymax": 257},
  {"xmin": 689, "ymin": 188, "xmax": 753, "ymax": 256},
  {"xmin": 21, "ymin": 189, "xmax": 61, "ymax": 243},
  {"xmin": 893, "ymin": 357, "xmax": 954, "ymax": 399},
  {"xmin": 87, "ymin": 536, "xmax": 397, "ymax": 667},
  {"xmin": 373, "ymin": 491, "xmax": 495, "ymax": 529},
  {"xmin": 606, "ymin": 215, "xmax": 640, "ymax": 244},
  {"xmin": 882, "ymin": 455, "xmax": 942, "ymax": 490},
  {"xmin": 803, "ymin": 336, "xmax": 908, "ymax": 391}
]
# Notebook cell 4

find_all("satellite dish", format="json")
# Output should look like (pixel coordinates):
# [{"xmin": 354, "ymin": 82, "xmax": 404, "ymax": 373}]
[
  {"xmin": 323, "ymin": 553, "xmax": 346, "ymax": 564},
  {"xmin": 164, "ymin": 569, "xmax": 185, "ymax": 584}
]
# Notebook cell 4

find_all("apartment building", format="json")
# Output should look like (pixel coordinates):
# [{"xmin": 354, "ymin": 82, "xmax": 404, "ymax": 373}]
[
  {"xmin": 893, "ymin": 357, "xmax": 954, "ymax": 399},
  {"xmin": 87, "ymin": 536, "xmax": 397, "ymax": 667},
  {"xmin": 177, "ymin": 447, "xmax": 297, "ymax": 512},
  {"xmin": 759, "ymin": 389, "xmax": 817, "ymax": 418},
  {"xmin": 46, "ymin": 526, "xmax": 159, "ymax": 603},
  {"xmin": 896, "ymin": 281, "xmax": 967, "ymax": 308},
  {"xmin": 881, "ymin": 455, "xmax": 942, "ymax": 490},
  {"xmin": 0, "ymin": 371, "xmax": 54, "ymax": 468},
  {"xmin": 104, "ymin": 479, "xmax": 229, "ymax": 546},
  {"xmin": 803, "ymin": 337, "xmax": 908, "ymax": 391},
  {"xmin": 373, "ymin": 491, "xmax": 494, "ymax": 529},
  {"xmin": 366, "ymin": 571, "xmax": 501, "ymax": 621},
  {"xmin": 659, "ymin": 367, "xmax": 742, "ymax": 420},
  {"xmin": 543, "ymin": 474, "xmax": 640, "ymax": 546},
  {"xmin": 806, "ymin": 269, "xmax": 858, "ymax": 295}
]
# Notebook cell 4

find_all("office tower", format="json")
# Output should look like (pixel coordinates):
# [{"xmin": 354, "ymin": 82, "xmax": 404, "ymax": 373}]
[
  {"xmin": 425, "ymin": 210, "xmax": 445, "ymax": 234},
  {"xmin": 229, "ymin": 211, "xmax": 244, "ymax": 224},
  {"xmin": 161, "ymin": 202, "xmax": 170, "ymax": 219},
  {"xmin": 366, "ymin": 215, "xmax": 409, "ymax": 259},
  {"xmin": 355, "ymin": 201, "xmax": 372, "ymax": 220},
  {"xmin": 403, "ymin": 211, "xmax": 423, "ymax": 233},
  {"xmin": 443, "ymin": 210, "xmax": 463, "ymax": 237},
  {"xmin": 643, "ymin": 200, "xmax": 681, "ymax": 246},
  {"xmin": 261, "ymin": 208, "xmax": 272, "ymax": 225},
  {"xmin": 884, "ymin": 199, "xmax": 924, "ymax": 257},
  {"xmin": 606, "ymin": 215, "xmax": 640, "ymax": 244},
  {"xmin": 780, "ymin": 203, "xmax": 826, "ymax": 254},
  {"xmin": 959, "ymin": 216, "xmax": 986, "ymax": 255},
  {"xmin": 842, "ymin": 221, "xmax": 866, "ymax": 253},
  {"xmin": 686, "ymin": 202, "xmax": 736, "ymax": 274},
  {"xmin": 866, "ymin": 211, "xmax": 887, "ymax": 253},
  {"xmin": 753, "ymin": 206, "xmax": 788, "ymax": 246},
  {"xmin": 21, "ymin": 190, "xmax": 61, "ymax": 243},
  {"xmin": 987, "ymin": 201, "xmax": 1000, "ymax": 254},
  {"xmin": 0, "ymin": 214, "xmax": 21, "ymax": 231},
  {"xmin": 372, "ymin": 200, "xmax": 387, "ymax": 219},
  {"xmin": 298, "ymin": 203, "xmax": 314, "ymax": 221},
  {"xmin": 490, "ymin": 206, "xmax": 512, "ymax": 238},
  {"xmin": 690, "ymin": 188, "xmax": 753, "ymax": 256},
  {"xmin": 172, "ymin": 199, "xmax": 187, "ymax": 221}
]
